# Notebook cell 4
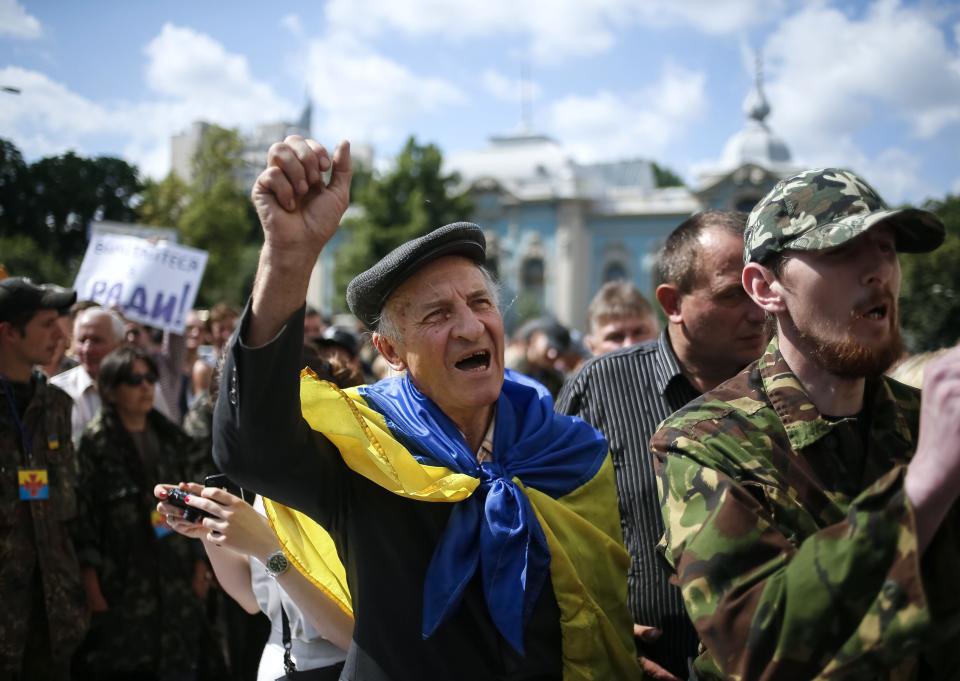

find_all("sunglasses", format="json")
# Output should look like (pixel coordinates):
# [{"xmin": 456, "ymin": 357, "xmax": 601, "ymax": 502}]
[{"xmin": 121, "ymin": 371, "xmax": 158, "ymax": 387}]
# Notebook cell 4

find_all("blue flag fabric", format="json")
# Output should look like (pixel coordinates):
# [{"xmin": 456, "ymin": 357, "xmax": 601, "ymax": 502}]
[{"xmin": 358, "ymin": 369, "xmax": 608, "ymax": 652}]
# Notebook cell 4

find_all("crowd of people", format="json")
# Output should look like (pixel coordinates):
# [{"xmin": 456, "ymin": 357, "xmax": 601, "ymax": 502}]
[{"xmin": 1, "ymin": 134, "xmax": 958, "ymax": 681}]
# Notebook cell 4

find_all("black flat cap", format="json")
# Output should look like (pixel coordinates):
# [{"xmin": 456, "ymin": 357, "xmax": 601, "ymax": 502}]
[
  {"xmin": 346, "ymin": 222, "xmax": 486, "ymax": 329},
  {"xmin": 0, "ymin": 277, "xmax": 76, "ymax": 323}
]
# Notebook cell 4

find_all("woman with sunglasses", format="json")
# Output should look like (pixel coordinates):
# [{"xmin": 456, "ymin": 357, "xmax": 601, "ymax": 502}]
[{"xmin": 73, "ymin": 346, "xmax": 215, "ymax": 679}]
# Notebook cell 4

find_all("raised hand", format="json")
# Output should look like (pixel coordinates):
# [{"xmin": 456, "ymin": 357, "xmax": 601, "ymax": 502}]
[
  {"xmin": 246, "ymin": 136, "xmax": 353, "ymax": 345},
  {"xmin": 905, "ymin": 344, "xmax": 960, "ymax": 552},
  {"xmin": 251, "ymin": 136, "xmax": 352, "ymax": 261}
]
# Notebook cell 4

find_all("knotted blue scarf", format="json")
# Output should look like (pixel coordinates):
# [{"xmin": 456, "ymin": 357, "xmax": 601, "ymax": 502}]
[{"xmin": 359, "ymin": 369, "xmax": 608, "ymax": 653}]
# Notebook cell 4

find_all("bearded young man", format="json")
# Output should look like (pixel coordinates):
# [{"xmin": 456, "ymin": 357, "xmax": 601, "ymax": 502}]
[
  {"xmin": 651, "ymin": 168, "xmax": 960, "ymax": 680},
  {"xmin": 202, "ymin": 136, "xmax": 641, "ymax": 680}
]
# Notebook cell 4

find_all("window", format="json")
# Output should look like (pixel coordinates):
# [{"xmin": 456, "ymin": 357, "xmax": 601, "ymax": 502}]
[{"xmin": 603, "ymin": 262, "xmax": 628, "ymax": 283}]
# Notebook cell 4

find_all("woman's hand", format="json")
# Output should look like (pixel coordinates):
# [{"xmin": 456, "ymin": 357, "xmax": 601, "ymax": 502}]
[
  {"xmin": 154, "ymin": 482, "xmax": 209, "ymax": 540},
  {"xmin": 155, "ymin": 482, "xmax": 279, "ymax": 560}
]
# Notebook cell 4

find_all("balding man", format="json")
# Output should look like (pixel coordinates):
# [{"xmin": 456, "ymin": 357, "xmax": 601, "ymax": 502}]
[{"xmin": 51, "ymin": 307, "xmax": 124, "ymax": 443}]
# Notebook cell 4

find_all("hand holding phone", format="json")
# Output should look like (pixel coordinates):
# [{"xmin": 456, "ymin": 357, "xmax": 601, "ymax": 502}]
[{"xmin": 164, "ymin": 487, "xmax": 215, "ymax": 523}]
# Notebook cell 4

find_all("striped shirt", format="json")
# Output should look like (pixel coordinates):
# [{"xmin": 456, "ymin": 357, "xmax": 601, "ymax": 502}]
[{"xmin": 556, "ymin": 330, "xmax": 701, "ymax": 678}]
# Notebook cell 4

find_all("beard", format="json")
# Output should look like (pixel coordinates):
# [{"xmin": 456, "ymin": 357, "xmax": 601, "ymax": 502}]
[{"xmin": 787, "ymin": 305, "xmax": 904, "ymax": 379}]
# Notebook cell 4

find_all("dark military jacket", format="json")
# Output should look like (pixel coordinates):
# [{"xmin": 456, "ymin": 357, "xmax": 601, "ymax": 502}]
[
  {"xmin": 75, "ymin": 407, "xmax": 206, "ymax": 674},
  {"xmin": 652, "ymin": 337, "xmax": 960, "ymax": 680},
  {"xmin": 0, "ymin": 370, "xmax": 88, "ymax": 663}
]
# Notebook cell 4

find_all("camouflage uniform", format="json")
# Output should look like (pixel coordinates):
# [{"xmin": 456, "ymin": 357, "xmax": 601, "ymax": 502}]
[
  {"xmin": 653, "ymin": 338, "xmax": 960, "ymax": 679},
  {"xmin": 652, "ymin": 168, "xmax": 955, "ymax": 680},
  {"xmin": 74, "ymin": 407, "xmax": 207, "ymax": 677},
  {"xmin": 182, "ymin": 391, "xmax": 214, "ymax": 446},
  {"xmin": 0, "ymin": 371, "xmax": 88, "ymax": 676}
]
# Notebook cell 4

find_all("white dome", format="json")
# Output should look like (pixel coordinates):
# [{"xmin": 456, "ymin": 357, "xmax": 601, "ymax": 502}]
[
  {"xmin": 446, "ymin": 133, "xmax": 578, "ymax": 199},
  {"xmin": 722, "ymin": 120, "xmax": 792, "ymax": 168}
]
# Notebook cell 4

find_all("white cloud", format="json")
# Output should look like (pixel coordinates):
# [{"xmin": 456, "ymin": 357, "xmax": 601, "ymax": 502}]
[
  {"xmin": 304, "ymin": 37, "xmax": 465, "ymax": 144},
  {"xmin": 323, "ymin": 0, "xmax": 777, "ymax": 62},
  {"xmin": 144, "ymin": 24, "xmax": 290, "ymax": 123},
  {"xmin": 279, "ymin": 13, "xmax": 304, "ymax": 38},
  {"xmin": 481, "ymin": 69, "xmax": 542, "ymax": 102},
  {"xmin": 547, "ymin": 63, "xmax": 706, "ymax": 161},
  {"xmin": 0, "ymin": 67, "xmax": 112, "ymax": 142},
  {"xmin": 764, "ymin": 1, "xmax": 960, "ymax": 146},
  {"xmin": 0, "ymin": 0, "xmax": 41, "ymax": 39},
  {"xmin": 632, "ymin": 0, "xmax": 786, "ymax": 35},
  {"xmin": 0, "ymin": 25, "xmax": 296, "ymax": 178},
  {"xmin": 852, "ymin": 148, "xmax": 924, "ymax": 206}
]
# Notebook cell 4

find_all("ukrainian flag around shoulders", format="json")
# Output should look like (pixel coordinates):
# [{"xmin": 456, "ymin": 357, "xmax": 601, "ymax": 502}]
[{"xmin": 264, "ymin": 368, "xmax": 640, "ymax": 680}]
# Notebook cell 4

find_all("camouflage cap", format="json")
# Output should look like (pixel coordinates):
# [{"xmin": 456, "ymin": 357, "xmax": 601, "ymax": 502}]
[{"xmin": 744, "ymin": 167, "xmax": 945, "ymax": 263}]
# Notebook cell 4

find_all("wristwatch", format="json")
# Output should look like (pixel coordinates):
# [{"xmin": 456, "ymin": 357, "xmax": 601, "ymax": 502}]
[{"xmin": 264, "ymin": 550, "xmax": 290, "ymax": 579}]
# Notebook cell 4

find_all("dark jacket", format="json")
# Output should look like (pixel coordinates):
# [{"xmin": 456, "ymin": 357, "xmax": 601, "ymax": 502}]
[
  {"xmin": 74, "ymin": 407, "xmax": 205, "ymax": 676},
  {"xmin": 0, "ymin": 371, "xmax": 88, "ymax": 667}
]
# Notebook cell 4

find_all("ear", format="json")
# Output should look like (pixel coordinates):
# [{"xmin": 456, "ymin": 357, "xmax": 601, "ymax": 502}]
[
  {"xmin": 655, "ymin": 284, "xmax": 683, "ymax": 324},
  {"xmin": 742, "ymin": 262, "xmax": 786, "ymax": 314},
  {"xmin": 372, "ymin": 333, "xmax": 407, "ymax": 372}
]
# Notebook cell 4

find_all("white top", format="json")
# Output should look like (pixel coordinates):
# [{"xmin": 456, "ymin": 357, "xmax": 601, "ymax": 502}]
[
  {"xmin": 50, "ymin": 364, "xmax": 100, "ymax": 445},
  {"xmin": 249, "ymin": 496, "xmax": 346, "ymax": 680}
]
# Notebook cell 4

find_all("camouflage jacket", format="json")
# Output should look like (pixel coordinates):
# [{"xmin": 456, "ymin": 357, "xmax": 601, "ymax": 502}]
[
  {"xmin": 74, "ymin": 407, "xmax": 206, "ymax": 674},
  {"xmin": 0, "ymin": 370, "xmax": 88, "ymax": 662},
  {"xmin": 652, "ymin": 337, "xmax": 960, "ymax": 680}
]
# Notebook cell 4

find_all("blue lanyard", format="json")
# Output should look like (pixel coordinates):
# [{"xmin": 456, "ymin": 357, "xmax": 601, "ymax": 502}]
[{"xmin": 0, "ymin": 376, "xmax": 33, "ymax": 462}]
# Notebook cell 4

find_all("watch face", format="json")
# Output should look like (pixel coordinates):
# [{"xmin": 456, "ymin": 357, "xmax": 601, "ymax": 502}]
[{"xmin": 266, "ymin": 551, "xmax": 289, "ymax": 576}]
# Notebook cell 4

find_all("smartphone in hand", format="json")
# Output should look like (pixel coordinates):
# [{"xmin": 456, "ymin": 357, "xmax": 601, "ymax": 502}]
[{"xmin": 204, "ymin": 473, "xmax": 245, "ymax": 501}]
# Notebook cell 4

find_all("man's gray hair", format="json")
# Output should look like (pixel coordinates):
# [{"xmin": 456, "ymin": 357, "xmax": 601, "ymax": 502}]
[
  {"xmin": 374, "ymin": 265, "xmax": 501, "ymax": 344},
  {"xmin": 76, "ymin": 306, "xmax": 126, "ymax": 343}
]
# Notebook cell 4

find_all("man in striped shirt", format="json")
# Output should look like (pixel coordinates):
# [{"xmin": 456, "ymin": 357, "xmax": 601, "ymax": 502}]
[{"xmin": 557, "ymin": 210, "xmax": 767, "ymax": 680}]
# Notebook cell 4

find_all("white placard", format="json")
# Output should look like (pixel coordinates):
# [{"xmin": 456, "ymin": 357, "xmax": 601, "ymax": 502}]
[{"xmin": 73, "ymin": 233, "xmax": 208, "ymax": 334}]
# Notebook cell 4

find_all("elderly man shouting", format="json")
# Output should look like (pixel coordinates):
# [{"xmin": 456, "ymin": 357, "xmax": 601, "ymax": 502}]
[{"xmin": 203, "ymin": 136, "xmax": 639, "ymax": 680}]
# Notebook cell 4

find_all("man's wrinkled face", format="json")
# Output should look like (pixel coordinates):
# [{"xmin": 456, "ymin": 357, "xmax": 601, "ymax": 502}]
[
  {"xmin": 75, "ymin": 314, "xmax": 120, "ymax": 379},
  {"xmin": 382, "ymin": 256, "xmax": 505, "ymax": 425},
  {"xmin": 678, "ymin": 229, "xmax": 767, "ymax": 374},
  {"xmin": 776, "ymin": 225, "xmax": 903, "ymax": 378},
  {"xmin": 586, "ymin": 315, "xmax": 658, "ymax": 356}
]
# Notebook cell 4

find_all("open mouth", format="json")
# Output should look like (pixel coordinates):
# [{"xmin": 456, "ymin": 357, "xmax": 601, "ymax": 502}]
[
  {"xmin": 455, "ymin": 350, "xmax": 491, "ymax": 372},
  {"xmin": 857, "ymin": 302, "xmax": 889, "ymax": 321}
]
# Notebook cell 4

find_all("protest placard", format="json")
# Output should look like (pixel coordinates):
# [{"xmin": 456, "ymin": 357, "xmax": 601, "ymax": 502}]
[{"xmin": 73, "ymin": 233, "xmax": 208, "ymax": 334}]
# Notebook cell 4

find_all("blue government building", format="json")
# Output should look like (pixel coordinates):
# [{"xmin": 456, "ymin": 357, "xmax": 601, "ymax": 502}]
[{"xmin": 309, "ymin": 72, "xmax": 797, "ymax": 333}]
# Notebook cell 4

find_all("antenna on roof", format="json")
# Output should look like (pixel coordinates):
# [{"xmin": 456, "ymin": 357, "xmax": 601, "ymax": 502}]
[{"xmin": 744, "ymin": 48, "xmax": 770, "ymax": 125}]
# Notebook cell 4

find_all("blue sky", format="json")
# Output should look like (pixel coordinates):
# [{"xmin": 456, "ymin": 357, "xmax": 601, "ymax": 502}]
[{"xmin": 1, "ymin": 0, "xmax": 958, "ymax": 205}]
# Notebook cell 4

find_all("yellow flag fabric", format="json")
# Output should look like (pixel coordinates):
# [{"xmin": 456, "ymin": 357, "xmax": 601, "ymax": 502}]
[{"xmin": 264, "ymin": 372, "xmax": 641, "ymax": 680}]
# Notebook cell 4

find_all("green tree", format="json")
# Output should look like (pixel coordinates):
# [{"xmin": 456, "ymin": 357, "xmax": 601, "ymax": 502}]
[
  {"xmin": 333, "ymin": 137, "xmax": 473, "ymax": 308},
  {"xmin": 0, "ymin": 139, "xmax": 32, "ymax": 239},
  {"xmin": 651, "ymin": 161, "xmax": 685, "ymax": 188},
  {"xmin": 0, "ymin": 234, "xmax": 69, "ymax": 284},
  {"xmin": 138, "ymin": 172, "xmax": 189, "ymax": 228},
  {"xmin": 0, "ymin": 139, "xmax": 142, "ymax": 281},
  {"xmin": 900, "ymin": 194, "xmax": 960, "ymax": 351},
  {"xmin": 178, "ymin": 125, "xmax": 256, "ymax": 306}
]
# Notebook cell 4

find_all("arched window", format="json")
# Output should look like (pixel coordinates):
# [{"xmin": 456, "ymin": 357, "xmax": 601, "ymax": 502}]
[
  {"xmin": 602, "ymin": 262, "xmax": 628, "ymax": 283},
  {"xmin": 522, "ymin": 257, "xmax": 544, "ymax": 290}
]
